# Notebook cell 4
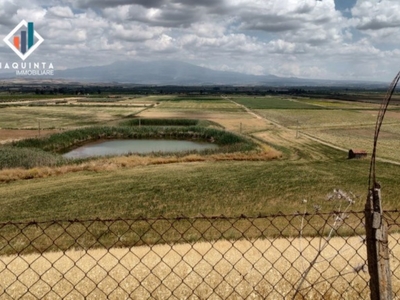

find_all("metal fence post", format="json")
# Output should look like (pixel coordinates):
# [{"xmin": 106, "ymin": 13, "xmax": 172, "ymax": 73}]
[{"xmin": 365, "ymin": 186, "xmax": 392, "ymax": 300}]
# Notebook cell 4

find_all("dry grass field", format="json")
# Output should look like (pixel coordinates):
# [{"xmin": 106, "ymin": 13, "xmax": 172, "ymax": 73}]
[
  {"xmin": 0, "ymin": 95, "xmax": 158, "ymax": 107},
  {"xmin": 0, "ymin": 231, "xmax": 386, "ymax": 299},
  {"xmin": 0, "ymin": 106, "xmax": 145, "ymax": 129},
  {"xmin": 245, "ymin": 98, "xmax": 400, "ymax": 162},
  {"xmin": 0, "ymin": 129, "xmax": 60, "ymax": 144},
  {"xmin": 254, "ymin": 109, "xmax": 379, "ymax": 129},
  {"xmin": 298, "ymin": 98, "xmax": 381, "ymax": 109},
  {"xmin": 137, "ymin": 99, "xmax": 274, "ymax": 133},
  {"xmin": 139, "ymin": 109, "xmax": 275, "ymax": 134},
  {"xmin": 154, "ymin": 99, "xmax": 240, "ymax": 111}
]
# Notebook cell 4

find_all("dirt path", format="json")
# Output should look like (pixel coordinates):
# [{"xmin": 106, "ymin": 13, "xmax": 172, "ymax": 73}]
[
  {"xmin": 226, "ymin": 97, "xmax": 400, "ymax": 165},
  {"xmin": 224, "ymin": 97, "xmax": 400, "ymax": 165},
  {"xmin": 229, "ymin": 99, "xmax": 263, "ymax": 120},
  {"xmin": 226, "ymin": 97, "xmax": 335, "ymax": 160}
]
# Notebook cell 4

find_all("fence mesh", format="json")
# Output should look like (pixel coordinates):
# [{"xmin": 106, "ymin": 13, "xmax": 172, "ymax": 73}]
[{"xmin": 0, "ymin": 211, "xmax": 400, "ymax": 299}]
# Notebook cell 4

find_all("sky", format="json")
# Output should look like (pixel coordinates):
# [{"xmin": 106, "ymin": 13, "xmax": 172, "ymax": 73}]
[{"xmin": 0, "ymin": 0, "xmax": 399, "ymax": 82}]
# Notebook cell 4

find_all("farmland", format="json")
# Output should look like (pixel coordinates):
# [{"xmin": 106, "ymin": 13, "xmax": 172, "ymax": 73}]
[
  {"xmin": 0, "ymin": 93, "xmax": 399, "ymax": 222},
  {"xmin": 233, "ymin": 96, "xmax": 321, "ymax": 110},
  {"xmin": 2, "ymin": 92, "xmax": 400, "ymax": 299},
  {"xmin": 240, "ymin": 97, "xmax": 400, "ymax": 162},
  {"xmin": 0, "ymin": 106, "xmax": 146, "ymax": 129}
]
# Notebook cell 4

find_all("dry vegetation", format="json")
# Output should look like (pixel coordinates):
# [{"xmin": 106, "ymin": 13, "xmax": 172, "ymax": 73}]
[
  {"xmin": 254, "ymin": 109, "xmax": 378, "ymax": 129},
  {"xmin": 0, "ymin": 129, "xmax": 60, "ymax": 144},
  {"xmin": 155, "ymin": 99, "xmax": 240, "ymax": 110},
  {"xmin": 0, "ymin": 106, "xmax": 145, "ymax": 129},
  {"xmin": 244, "ymin": 98, "xmax": 400, "ymax": 162},
  {"xmin": 0, "ymin": 232, "xmax": 383, "ymax": 299},
  {"xmin": 0, "ymin": 150, "xmax": 280, "ymax": 183},
  {"xmin": 138, "ymin": 101, "xmax": 276, "ymax": 134}
]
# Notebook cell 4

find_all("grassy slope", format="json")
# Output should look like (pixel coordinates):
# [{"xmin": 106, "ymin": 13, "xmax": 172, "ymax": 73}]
[{"xmin": 1, "ymin": 143, "xmax": 398, "ymax": 223}]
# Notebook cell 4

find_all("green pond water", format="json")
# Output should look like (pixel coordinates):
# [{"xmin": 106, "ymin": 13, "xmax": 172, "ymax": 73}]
[{"xmin": 63, "ymin": 139, "xmax": 219, "ymax": 159}]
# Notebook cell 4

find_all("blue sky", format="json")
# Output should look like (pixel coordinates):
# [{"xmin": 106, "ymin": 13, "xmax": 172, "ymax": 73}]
[
  {"xmin": 335, "ymin": 0, "xmax": 357, "ymax": 12},
  {"xmin": 0, "ymin": 0, "xmax": 399, "ymax": 82}
]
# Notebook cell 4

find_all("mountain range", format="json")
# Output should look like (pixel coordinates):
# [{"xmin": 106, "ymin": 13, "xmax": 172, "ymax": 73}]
[
  {"xmin": 0, "ymin": 60, "xmax": 387, "ymax": 87},
  {"xmin": 55, "ymin": 60, "xmax": 280, "ymax": 85}
]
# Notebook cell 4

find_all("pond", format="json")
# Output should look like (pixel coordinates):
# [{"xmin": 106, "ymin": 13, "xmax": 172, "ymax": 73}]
[{"xmin": 62, "ymin": 139, "xmax": 219, "ymax": 159}]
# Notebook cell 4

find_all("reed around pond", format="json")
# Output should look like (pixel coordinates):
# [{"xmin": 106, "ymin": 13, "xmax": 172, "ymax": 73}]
[
  {"xmin": 1, "ymin": 125, "xmax": 260, "ymax": 171},
  {"xmin": 12, "ymin": 126, "xmax": 256, "ymax": 153}
]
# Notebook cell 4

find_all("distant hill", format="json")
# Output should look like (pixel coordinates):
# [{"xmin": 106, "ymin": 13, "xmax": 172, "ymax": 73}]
[
  {"xmin": 54, "ymin": 60, "xmax": 274, "ymax": 85},
  {"xmin": 53, "ymin": 60, "xmax": 385, "ymax": 87},
  {"xmin": 1, "ymin": 60, "xmax": 387, "ymax": 87}
]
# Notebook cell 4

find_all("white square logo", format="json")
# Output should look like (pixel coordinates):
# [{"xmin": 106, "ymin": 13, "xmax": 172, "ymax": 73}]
[{"xmin": 3, "ymin": 20, "xmax": 44, "ymax": 61}]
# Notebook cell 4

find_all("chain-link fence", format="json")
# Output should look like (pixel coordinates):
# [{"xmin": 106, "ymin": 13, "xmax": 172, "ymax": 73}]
[{"xmin": 1, "ymin": 211, "xmax": 400, "ymax": 299}]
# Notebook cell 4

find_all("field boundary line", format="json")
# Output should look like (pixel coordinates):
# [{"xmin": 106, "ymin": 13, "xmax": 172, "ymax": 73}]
[
  {"xmin": 301, "ymin": 131, "xmax": 400, "ymax": 166},
  {"xmin": 226, "ymin": 96, "xmax": 400, "ymax": 166}
]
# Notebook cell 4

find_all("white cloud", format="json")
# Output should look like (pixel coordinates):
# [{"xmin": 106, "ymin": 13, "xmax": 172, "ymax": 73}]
[
  {"xmin": 111, "ymin": 23, "xmax": 164, "ymax": 42},
  {"xmin": 267, "ymin": 39, "xmax": 306, "ymax": 54},
  {"xmin": 190, "ymin": 22, "xmax": 226, "ymax": 38},
  {"xmin": 0, "ymin": 0, "xmax": 399, "ymax": 81},
  {"xmin": 351, "ymin": 0, "xmax": 400, "ymax": 42},
  {"xmin": 145, "ymin": 34, "xmax": 176, "ymax": 52},
  {"xmin": 352, "ymin": 0, "xmax": 400, "ymax": 30},
  {"xmin": 14, "ymin": 7, "xmax": 47, "ymax": 24},
  {"xmin": 47, "ymin": 6, "xmax": 74, "ymax": 18}
]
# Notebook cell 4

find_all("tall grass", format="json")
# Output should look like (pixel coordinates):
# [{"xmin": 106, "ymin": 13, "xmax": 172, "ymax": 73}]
[
  {"xmin": 2, "ymin": 126, "xmax": 258, "ymax": 171},
  {"xmin": 12, "ymin": 126, "xmax": 256, "ymax": 153},
  {"xmin": 0, "ymin": 147, "xmax": 66, "ymax": 170}
]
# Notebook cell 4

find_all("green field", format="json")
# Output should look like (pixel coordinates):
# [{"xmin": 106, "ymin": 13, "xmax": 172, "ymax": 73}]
[
  {"xmin": 156, "ymin": 99, "xmax": 242, "ymax": 111},
  {"xmin": 157, "ymin": 96, "xmax": 224, "ymax": 102},
  {"xmin": 300, "ymin": 98, "xmax": 381, "ymax": 109},
  {"xmin": 0, "ymin": 94, "xmax": 76, "ymax": 103},
  {"xmin": 233, "ymin": 96, "xmax": 321, "ymax": 109}
]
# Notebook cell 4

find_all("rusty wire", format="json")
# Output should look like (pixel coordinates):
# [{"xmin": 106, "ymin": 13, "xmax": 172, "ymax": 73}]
[{"xmin": 369, "ymin": 71, "xmax": 400, "ymax": 188}]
